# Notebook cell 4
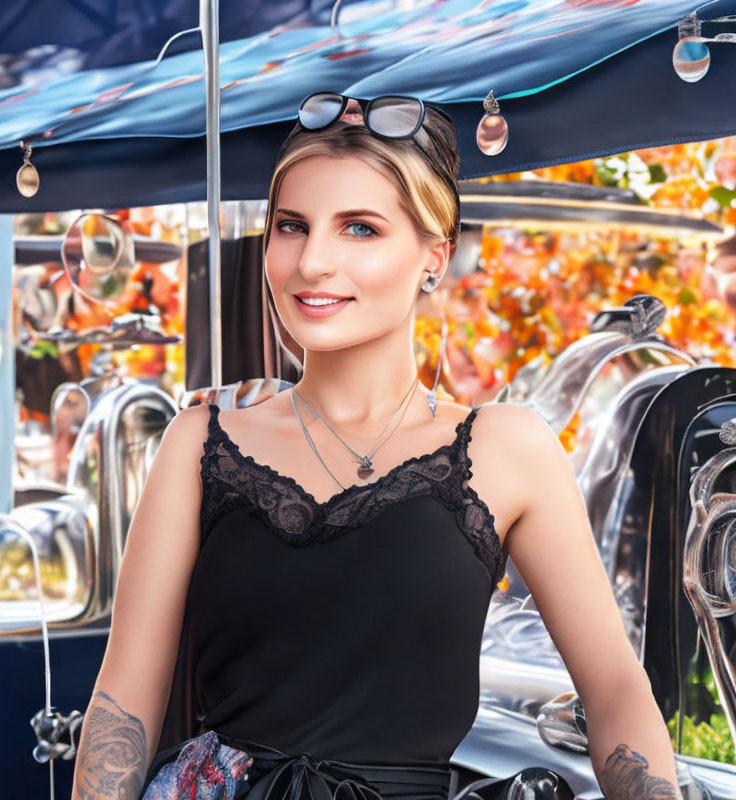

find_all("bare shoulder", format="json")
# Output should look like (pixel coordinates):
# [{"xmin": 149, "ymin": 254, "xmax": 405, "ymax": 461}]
[
  {"xmin": 472, "ymin": 402, "xmax": 560, "ymax": 461},
  {"xmin": 156, "ymin": 403, "xmax": 214, "ymax": 475},
  {"xmin": 466, "ymin": 403, "xmax": 563, "ymax": 547},
  {"xmin": 166, "ymin": 402, "xmax": 212, "ymax": 438}
]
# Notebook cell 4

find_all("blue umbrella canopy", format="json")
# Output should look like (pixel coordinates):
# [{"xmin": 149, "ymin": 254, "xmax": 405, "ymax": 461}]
[{"xmin": 1, "ymin": 0, "xmax": 735, "ymax": 211}]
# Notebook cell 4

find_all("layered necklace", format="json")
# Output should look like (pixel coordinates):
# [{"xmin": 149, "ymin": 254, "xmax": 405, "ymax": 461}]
[{"xmin": 290, "ymin": 377, "xmax": 420, "ymax": 489}]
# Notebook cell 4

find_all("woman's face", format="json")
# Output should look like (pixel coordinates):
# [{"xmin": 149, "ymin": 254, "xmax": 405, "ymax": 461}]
[{"xmin": 265, "ymin": 154, "xmax": 447, "ymax": 351}]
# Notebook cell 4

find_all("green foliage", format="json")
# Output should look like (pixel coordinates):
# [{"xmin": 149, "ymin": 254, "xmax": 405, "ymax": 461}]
[
  {"xmin": 593, "ymin": 160, "xmax": 620, "ymax": 187},
  {"xmin": 677, "ymin": 286, "xmax": 699, "ymax": 305},
  {"xmin": 648, "ymin": 163, "xmax": 667, "ymax": 184},
  {"xmin": 668, "ymin": 710, "xmax": 735, "ymax": 763},
  {"xmin": 669, "ymin": 663, "xmax": 736, "ymax": 763},
  {"xmin": 709, "ymin": 186, "xmax": 736, "ymax": 210},
  {"xmin": 592, "ymin": 153, "xmax": 665, "ymax": 199},
  {"xmin": 27, "ymin": 340, "xmax": 59, "ymax": 360}
]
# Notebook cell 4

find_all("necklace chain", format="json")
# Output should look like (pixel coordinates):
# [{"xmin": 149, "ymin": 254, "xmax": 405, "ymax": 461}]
[{"xmin": 290, "ymin": 377, "xmax": 420, "ymax": 489}]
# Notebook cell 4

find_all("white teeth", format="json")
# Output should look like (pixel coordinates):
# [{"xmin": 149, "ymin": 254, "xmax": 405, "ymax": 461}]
[{"xmin": 298, "ymin": 296, "xmax": 349, "ymax": 306}]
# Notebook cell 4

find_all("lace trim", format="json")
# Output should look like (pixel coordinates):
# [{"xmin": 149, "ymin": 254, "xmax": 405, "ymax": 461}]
[{"xmin": 199, "ymin": 403, "xmax": 506, "ymax": 585}]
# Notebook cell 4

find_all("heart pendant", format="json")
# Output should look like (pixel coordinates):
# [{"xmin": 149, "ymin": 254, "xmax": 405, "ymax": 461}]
[{"xmin": 357, "ymin": 466, "xmax": 374, "ymax": 479}]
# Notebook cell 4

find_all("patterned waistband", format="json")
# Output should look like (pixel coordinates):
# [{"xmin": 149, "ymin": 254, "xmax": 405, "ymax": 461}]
[{"xmin": 140, "ymin": 730, "xmax": 456, "ymax": 800}]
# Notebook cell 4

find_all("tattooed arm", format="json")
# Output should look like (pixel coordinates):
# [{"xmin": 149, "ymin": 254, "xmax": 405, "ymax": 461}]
[
  {"xmin": 467, "ymin": 405, "xmax": 681, "ymax": 799},
  {"xmin": 582, "ymin": 673, "xmax": 682, "ymax": 799},
  {"xmin": 599, "ymin": 744, "xmax": 680, "ymax": 800},
  {"xmin": 71, "ymin": 404, "xmax": 211, "ymax": 799},
  {"xmin": 72, "ymin": 691, "xmax": 147, "ymax": 800}
]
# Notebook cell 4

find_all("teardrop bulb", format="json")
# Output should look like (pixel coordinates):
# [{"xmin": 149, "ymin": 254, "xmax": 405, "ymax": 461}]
[
  {"xmin": 16, "ymin": 161, "xmax": 40, "ymax": 198},
  {"xmin": 673, "ymin": 38, "xmax": 710, "ymax": 82},
  {"xmin": 476, "ymin": 113, "xmax": 509, "ymax": 156}
]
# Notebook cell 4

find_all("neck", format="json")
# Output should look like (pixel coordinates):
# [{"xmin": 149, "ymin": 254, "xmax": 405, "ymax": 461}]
[{"xmin": 292, "ymin": 317, "xmax": 427, "ymax": 431}]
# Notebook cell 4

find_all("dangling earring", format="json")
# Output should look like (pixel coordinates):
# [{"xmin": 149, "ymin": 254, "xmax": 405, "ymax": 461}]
[{"xmin": 423, "ymin": 274, "xmax": 448, "ymax": 418}]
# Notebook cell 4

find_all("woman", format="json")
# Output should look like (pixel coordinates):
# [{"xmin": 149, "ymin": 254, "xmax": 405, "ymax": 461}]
[{"xmin": 70, "ymin": 94, "xmax": 682, "ymax": 800}]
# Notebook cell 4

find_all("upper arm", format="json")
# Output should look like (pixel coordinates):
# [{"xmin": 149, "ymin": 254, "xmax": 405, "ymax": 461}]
[
  {"xmin": 92, "ymin": 402, "xmax": 210, "ymax": 766},
  {"xmin": 472, "ymin": 403, "xmax": 647, "ymax": 712}
]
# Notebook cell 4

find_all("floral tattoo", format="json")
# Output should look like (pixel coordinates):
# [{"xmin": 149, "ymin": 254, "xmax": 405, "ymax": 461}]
[
  {"xmin": 599, "ymin": 744, "xmax": 680, "ymax": 800},
  {"xmin": 75, "ymin": 690, "xmax": 147, "ymax": 800}
]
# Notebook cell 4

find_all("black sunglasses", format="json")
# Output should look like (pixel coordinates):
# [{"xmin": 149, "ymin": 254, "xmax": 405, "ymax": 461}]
[{"xmin": 297, "ymin": 91, "xmax": 452, "ymax": 139}]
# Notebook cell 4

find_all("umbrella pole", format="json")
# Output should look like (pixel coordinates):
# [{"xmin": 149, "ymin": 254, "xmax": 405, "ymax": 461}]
[{"xmin": 201, "ymin": 0, "xmax": 222, "ymax": 390}]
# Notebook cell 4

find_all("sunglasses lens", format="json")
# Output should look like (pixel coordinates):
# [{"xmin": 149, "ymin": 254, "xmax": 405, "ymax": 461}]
[
  {"xmin": 368, "ymin": 96, "xmax": 422, "ymax": 137},
  {"xmin": 299, "ymin": 93, "xmax": 343, "ymax": 129}
]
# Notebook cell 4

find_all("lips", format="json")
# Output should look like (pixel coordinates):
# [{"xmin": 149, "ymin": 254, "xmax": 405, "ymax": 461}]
[
  {"xmin": 294, "ymin": 292, "xmax": 354, "ymax": 300},
  {"xmin": 292, "ymin": 294, "xmax": 354, "ymax": 317}
]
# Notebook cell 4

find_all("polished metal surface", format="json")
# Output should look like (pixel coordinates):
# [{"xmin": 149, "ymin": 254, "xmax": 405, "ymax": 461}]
[
  {"xmin": 577, "ymin": 364, "xmax": 691, "ymax": 658},
  {"xmin": 453, "ymin": 705, "xmax": 604, "ymax": 799},
  {"xmin": 494, "ymin": 354, "xmax": 550, "ymax": 405},
  {"xmin": 0, "ymin": 494, "xmax": 94, "ymax": 633},
  {"xmin": 201, "ymin": 0, "xmax": 223, "ymax": 389},
  {"xmin": 589, "ymin": 294, "xmax": 667, "ymax": 338},
  {"xmin": 3, "ymin": 379, "xmax": 177, "ymax": 636},
  {"xmin": 457, "ymin": 181, "xmax": 724, "ymax": 238},
  {"xmin": 522, "ymin": 330, "xmax": 694, "ymax": 435},
  {"xmin": 535, "ymin": 691, "xmax": 588, "ymax": 754},
  {"xmin": 454, "ymin": 704, "xmax": 734, "ymax": 799},
  {"xmin": 61, "ymin": 214, "xmax": 136, "ymax": 305},
  {"xmin": 14, "ymin": 232, "xmax": 182, "ymax": 266},
  {"xmin": 683, "ymin": 423, "xmax": 736, "ymax": 744},
  {"xmin": 65, "ymin": 380, "xmax": 178, "ymax": 618}
]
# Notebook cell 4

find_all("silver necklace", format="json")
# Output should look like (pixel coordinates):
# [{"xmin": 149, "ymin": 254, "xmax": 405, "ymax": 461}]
[{"xmin": 290, "ymin": 377, "xmax": 420, "ymax": 489}]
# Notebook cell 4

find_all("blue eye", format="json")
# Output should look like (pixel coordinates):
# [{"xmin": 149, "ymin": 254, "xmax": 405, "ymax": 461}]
[
  {"xmin": 275, "ymin": 219, "xmax": 377, "ymax": 237},
  {"xmin": 346, "ymin": 222, "xmax": 377, "ymax": 237}
]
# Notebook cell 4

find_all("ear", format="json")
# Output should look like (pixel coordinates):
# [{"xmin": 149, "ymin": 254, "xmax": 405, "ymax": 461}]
[{"xmin": 425, "ymin": 238, "xmax": 451, "ymax": 283}]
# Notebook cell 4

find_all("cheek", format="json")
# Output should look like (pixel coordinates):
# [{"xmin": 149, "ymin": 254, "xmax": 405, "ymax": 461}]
[
  {"xmin": 349, "ymin": 241, "xmax": 422, "ymax": 298},
  {"xmin": 264, "ymin": 243, "xmax": 292, "ymax": 290}
]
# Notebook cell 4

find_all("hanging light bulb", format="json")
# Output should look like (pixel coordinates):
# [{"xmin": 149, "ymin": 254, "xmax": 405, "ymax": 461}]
[
  {"xmin": 476, "ymin": 89, "xmax": 508, "ymax": 156},
  {"xmin": 673, "ymin": 12, "xmax": 736, "ymax": 82},
  {"xmin": 674, "ymin": 15, "xmax": 709, "ymax": 82},
  {"xmin": 672, "ymin": 12, "xmax": 710, "ymax": 83},
  {"xmin": 673, "ymin": 38, "xmax": 711, "ymax": 81},
  {"xmin": 16, "ymin": 141, "xmax": 40, "ymax": 198}
]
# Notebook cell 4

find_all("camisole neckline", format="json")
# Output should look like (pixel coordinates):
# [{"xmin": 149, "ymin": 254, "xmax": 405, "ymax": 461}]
[
  {"xmin": 199, "ymin": 401, "xmax": 507, "ymax": 586},
  {"xmin": 207, "ymin": 402, "xmax": 481, "ymax": 511}
]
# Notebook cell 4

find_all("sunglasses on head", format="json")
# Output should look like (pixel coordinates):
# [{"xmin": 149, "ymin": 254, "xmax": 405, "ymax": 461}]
[{"xmin": 297, "ymin": 91, "xmax": 452, "ymax": 139}]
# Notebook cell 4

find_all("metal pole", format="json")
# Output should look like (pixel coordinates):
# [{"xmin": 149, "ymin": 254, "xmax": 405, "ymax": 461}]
[{"xmin": 200, "ymin": 0, "xmax": 222, "ymax": 389}]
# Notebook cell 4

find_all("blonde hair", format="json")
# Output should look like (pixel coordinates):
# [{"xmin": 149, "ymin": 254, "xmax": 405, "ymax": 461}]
[{"xmin": 262, "ymin": 116, "xmax": 460, "ymax": 258}]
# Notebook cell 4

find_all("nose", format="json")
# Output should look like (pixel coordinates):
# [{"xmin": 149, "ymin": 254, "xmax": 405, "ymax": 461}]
[{"xmin": 296, "ymin": 224, "xmax": 338, "ymax": 281}]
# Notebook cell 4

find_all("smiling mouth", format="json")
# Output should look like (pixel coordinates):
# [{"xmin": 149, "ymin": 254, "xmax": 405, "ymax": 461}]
[{"xmin": 295, "ymin": 296, "xmax": 354, "ymax": 306}]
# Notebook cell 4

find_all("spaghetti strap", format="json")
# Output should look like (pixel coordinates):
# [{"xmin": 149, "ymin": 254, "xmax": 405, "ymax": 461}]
[{"xmin": 206, "ymin": 402, "xmax": 220, "ymax": 435}]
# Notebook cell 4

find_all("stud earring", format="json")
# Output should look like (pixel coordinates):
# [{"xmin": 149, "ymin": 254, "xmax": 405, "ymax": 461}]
[{"xmin": 421, "ymin": 272, "xmax": 440, "ymax": 293}]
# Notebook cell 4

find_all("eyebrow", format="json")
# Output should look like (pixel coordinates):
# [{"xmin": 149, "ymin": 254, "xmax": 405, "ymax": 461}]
[{"xmin": 275, "ymin": 207, "xmax": 390, "ymax": 223}]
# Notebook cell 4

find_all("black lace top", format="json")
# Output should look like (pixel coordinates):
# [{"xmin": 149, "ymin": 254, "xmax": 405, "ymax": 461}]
[{"xmin": 157, "ymin": 402, "xmax": 508, "ymax": 766}]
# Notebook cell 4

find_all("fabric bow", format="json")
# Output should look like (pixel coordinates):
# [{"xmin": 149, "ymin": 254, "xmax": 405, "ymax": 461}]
[{"xmin": 242, "ymin": 751, "xmax": 384, "ymax": 800}]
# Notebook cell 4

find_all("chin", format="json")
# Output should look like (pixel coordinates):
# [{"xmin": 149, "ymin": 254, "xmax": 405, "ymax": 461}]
[{"xmin": 288, "ymin": 324, "xmax": 382, "ymax": 353}]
